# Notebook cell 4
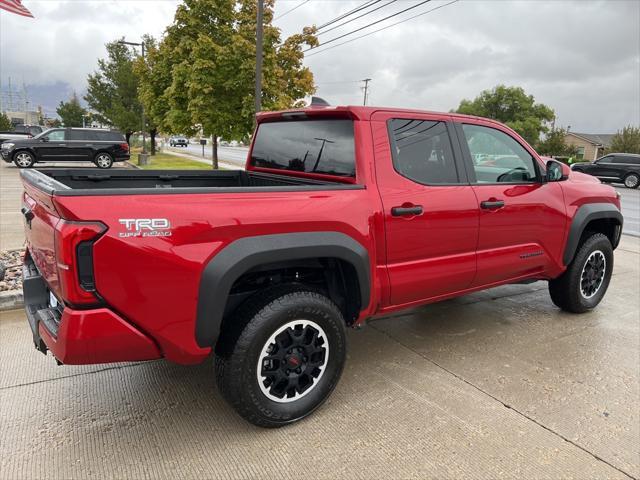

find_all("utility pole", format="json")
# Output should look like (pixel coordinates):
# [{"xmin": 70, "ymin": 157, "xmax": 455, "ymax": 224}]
[
  {"xmin": 118, "ymin": 39, "xmax": 147, "ymax": 154},
  {"xmin": 255, "ymin": 0, "xmax": 264, "ymax": 115},
  {"xmin": 361, "ymin": 78, "xmax": 371, "ymax": 106}
]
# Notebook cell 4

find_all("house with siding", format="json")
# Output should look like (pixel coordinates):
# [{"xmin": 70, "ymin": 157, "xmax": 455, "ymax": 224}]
[{"xmin": 564, "ymin": 132, "xmax": 615, "ymax": 161}]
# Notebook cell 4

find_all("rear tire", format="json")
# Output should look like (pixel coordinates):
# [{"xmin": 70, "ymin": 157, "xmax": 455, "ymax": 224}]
[
  {"xmin": 623, "ymin": 173, "xmax": 639, "ymax": 189},
  {"xmin": 13, "ymin": 151, "xmax": 35, "ymax": 168},
  {"xmin": 94, "ymin": 152, "xmax": 113, "ymax": 169},
  {"xmin": 215, "ymin": 288, "xmax": 347, "ymax": 428},
  {"xmin": 549, "ymin": 233, "xmax": 613, "ymax": 313}
]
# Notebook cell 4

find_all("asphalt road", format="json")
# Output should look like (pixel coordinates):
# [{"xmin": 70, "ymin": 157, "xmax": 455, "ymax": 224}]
[
  {"xmin": 1, "ymin": 236, "xmax": 638, "ymax": 478},
  {"xmin": 617, "ymin": 186, "xmax": 640, "ymax": 236},
  {"xmin": 166, "ymin": 144, "xmax": 249, "ymax": 168}
]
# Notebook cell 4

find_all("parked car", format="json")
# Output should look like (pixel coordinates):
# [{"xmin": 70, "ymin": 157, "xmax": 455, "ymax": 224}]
[
  {"xmin": 571, "ymin": 153, "xmax": 640, "ymax": 189},
  {"xmin": 169, "ymin": 136, "xmax": 189, "ymax": 147},
  {"xmin": 19, "ymin": 102, "xmax": 622, "ymax": 427},
  {"xmin": 13, "ymin": 124, "xmax": 47, "ymax": 136},
  {"xmin": 1, "ymin": 128, "xmax": 129, "ymax": 169}
]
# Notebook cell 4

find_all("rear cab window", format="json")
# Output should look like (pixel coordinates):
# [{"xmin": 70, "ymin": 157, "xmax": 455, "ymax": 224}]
[{"xmin": 249, "ymin": 119, "xmax": 356, "ymax": 180}]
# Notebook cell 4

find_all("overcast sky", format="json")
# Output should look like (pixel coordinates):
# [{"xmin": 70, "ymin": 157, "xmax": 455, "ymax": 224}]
[{"xmin": 1, "ymin": 0, "xmax": 638, "ymax": 132}]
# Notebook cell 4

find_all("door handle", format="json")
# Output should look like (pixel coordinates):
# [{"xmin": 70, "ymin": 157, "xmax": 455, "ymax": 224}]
[
  {"xmin": 480, "ymin": 199, "xmax": 505, "ymax": 209},
  {"xmin": 391, "ymin": 205, "xmax": 423, "ymax": 216}
]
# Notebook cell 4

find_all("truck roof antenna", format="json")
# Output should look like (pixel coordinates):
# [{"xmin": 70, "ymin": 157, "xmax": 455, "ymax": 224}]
[{"xmin": 310, "ymin": 96, "xmax": 330, "ymax": 107}]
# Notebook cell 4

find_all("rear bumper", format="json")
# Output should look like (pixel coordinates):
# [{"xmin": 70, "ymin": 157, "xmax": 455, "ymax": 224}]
[{"xmin": 23, "ymin": 256, "xmax": 161, "ymax": 365}]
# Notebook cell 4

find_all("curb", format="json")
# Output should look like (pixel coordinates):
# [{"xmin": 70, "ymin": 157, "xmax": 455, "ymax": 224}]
[
  {"xmin": 126, "ymin": 161, "xmax": 141, "ymax": 169},
  {"xmin": 0, "ymin": 289, "xmax": 23, "ymax": 312}
]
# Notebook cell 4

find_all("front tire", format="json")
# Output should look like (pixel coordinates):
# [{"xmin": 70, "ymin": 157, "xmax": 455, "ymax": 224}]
[
  {"xmin": 216, "ymin": 288, "xmax": 347, "ymax": 428},
  {"xmin": 13, "ymin": 151, "xmax": 35, "ymax": 168},
  {"xmin": 94, "ymin": 152, "xmax": 114, "ymax": 169},
  {"xmin": 623, "ymin": 173, "xmax": 639, "ymax": 189},
  {"xmin": 549, "ymin": 233, "xmax": 613, "ymax": 313}
]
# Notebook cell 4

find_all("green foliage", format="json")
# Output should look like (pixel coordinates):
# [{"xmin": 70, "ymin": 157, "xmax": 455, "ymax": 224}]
[
  {"xmin": 148, "ymin": 0, "xmax": 317, "ymax": 168},
  {"xmin": 0, "ymin": 112, "xmax": 12, "ymax": 131},
  {"xmin": 85, "ymin": 39, "xmax": 143, "ymax": 140},
  {"xmin": 536, "ymin": 127, "xmax": 578, "ymax": 157},
  {"xmin": 609, "ymin": 125, "xmax": 640, "ymax": 154},
  {"xmin": 56, "ymin": 92, "xmax": 87, "ymax": 127},
  {"xmin": 455, "ymin": 85, "xmax": 555, "ymax": 146}
]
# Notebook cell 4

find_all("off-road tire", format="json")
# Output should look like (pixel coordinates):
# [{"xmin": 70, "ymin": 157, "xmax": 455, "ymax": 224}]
[
  {"xmin": 215, "ymin": 287, "xmax": 347, "ymax": 428},
  {"xmin": 549, "ymin": 233, "xmax": 613, "ymax": 313}
]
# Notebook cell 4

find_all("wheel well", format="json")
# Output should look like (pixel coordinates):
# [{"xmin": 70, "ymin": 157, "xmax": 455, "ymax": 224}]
[
  {"xmin": 94, "ymin": 150, "xmax": 113, "ymax": 159},
  {"xmin": 219, "ymin": 257, "xmax": 362, "ymax": 332},
  {"xmin": 581, "ymin": 218, "xmax": 620, "ymax": 248},
  {"xmin": 12, "ymin": 148, "xmax": 33, "ymax": 159}
]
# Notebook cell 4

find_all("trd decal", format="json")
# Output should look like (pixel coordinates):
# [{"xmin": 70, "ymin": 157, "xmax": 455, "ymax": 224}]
[{"xmin": 118, "ymin": 218, "xmax": 172, "ymax": 238}]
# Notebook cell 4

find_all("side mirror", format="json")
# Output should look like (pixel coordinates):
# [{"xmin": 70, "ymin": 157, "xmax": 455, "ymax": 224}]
[
  {"xmin": 40, "ymin": 137, "xmax": 49, "ymax": 142},
  {"xmin": 546, "ymin": 159, "xmax": 569, "ymax": 182}
]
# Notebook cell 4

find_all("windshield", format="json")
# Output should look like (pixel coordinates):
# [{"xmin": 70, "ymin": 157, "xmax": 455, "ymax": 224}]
[
  {"xmin": 32, "ymin": 129, "xmax": 52, "ymax": 139},
  {"xmin": 250, "ymin": 119, "xmax": 356, "ymax": 177}
]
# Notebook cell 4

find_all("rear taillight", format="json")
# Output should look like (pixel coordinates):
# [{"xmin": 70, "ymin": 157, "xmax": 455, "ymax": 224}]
[
  {"xmin": 120, "ymin": 143, "xmax": 130, "ymax": 153},
  {"xmin": 54, "ymin": 220, "xmax": 107, "ymax": 306}
]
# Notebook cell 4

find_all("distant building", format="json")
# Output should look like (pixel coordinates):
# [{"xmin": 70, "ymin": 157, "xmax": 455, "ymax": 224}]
[
  {"xmin": 3, "ymin": 109, "xmax": 41, "ymax": 126},
  {"xmin": 564, "ymin": 132, "xmax": 615, "ymax": 161}
]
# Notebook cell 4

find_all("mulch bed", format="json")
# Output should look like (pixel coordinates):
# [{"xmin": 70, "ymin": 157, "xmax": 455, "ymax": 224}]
[{"xmin": 0, "ymin": 249, "xmax": 24, "ymax": 292}]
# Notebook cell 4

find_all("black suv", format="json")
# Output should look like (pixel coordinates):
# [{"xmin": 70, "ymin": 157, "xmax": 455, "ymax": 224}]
[
  {"xmin": 571, "ymin": 153, "xmax": 640, "ymax": 189},
  {"xmin": 1, "ymin": 128, "xmax": 129, "ymax": 169}
]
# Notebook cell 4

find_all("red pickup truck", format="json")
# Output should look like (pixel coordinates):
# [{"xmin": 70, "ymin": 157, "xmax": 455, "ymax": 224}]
[{"xmin": 20, "ymin": 103, "xmax": 623, "ymax": 427}]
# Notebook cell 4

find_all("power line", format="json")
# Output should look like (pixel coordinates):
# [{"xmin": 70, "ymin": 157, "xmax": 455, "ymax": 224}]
[
  {"xmin": 274, "ymin": 0, "xmax": 312, "ymax": 21},
  {"xmin": 316, "ymin": 0, "xmax": 381, "ymax": 30},
  {"xmin": 305, "ymin": 0, "xmax": 433, "ymax": 52},
  {"xmin": 306, "ymin": 0, "xmax": 460, "ymax": 58},
  {"xmin": 318, "ymin": 0, "xmax": 398, "ymax": 36}
]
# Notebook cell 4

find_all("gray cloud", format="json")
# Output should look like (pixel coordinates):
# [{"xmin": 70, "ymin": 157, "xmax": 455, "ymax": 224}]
[{"xmin": 1, "ymin": 0, "xmax": 638, "ymax": 132}]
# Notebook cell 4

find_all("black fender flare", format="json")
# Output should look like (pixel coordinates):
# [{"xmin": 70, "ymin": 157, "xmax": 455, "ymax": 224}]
[
  {"xmin": 195, "ymin": 231, "xmax": 371, "ymax": 347},
  {"xmin": 563, "ymin": 202, "xmax": 623, "ymax": 265}
]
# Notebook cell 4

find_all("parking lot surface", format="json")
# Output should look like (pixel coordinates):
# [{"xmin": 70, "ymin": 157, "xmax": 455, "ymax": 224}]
[{"xmin": 1, "ymin": 235, "xmax": 638, "ymax": 479}]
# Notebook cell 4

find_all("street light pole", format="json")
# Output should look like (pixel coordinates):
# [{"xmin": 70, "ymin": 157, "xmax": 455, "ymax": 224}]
[
  {"xmin": 255, "ymin": 0, "xmax": 264, "ymax": 115},
  {"xmin": 118, "ymin": 39, "xmax": 147, "ymax": 154}
]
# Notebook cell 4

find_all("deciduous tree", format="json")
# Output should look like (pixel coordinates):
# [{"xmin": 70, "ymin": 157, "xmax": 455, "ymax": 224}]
[
  {"xmin": 159, "ymin": 0, "xmax": 317, "ymax": 168},
  {"xmin": 536, "ymin": 127, "xmax": 578, "ymax": 157},
  {"xmin": 85, "ymin": 39, "xmax": 143, "ymax": 144},
  {"xmin": 455, "ymin": 85, "xmax": 555, "ymax": 146},
  {"xmin": 609, "ymin": 125, "xmax": 640, "ymax": 154}
]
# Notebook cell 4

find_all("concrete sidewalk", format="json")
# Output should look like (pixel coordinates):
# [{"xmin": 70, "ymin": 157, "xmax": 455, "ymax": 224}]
[{"xmin": 1, "ymin": 236, "xmax": 638, "ymax": 479}]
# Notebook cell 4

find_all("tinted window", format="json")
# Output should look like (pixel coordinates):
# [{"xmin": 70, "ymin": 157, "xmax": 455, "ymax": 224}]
[
  {"xmin": 250, "ymin": 119, "xmax": 355, "ymax": 177},
  {"xmin": 462, "ymin": 124, "xmax": 537, "ymax": 183},
  {"xmin": 45, "ymin": 130, "xmax": 65, "ymax": 141},
  {"xmin": 67, "ymin": 130, "xmax": 88, "ymax": 140},
  {"xmin": 614, "ymin": 156, "xmax": 640, "ymax": 165},
  {"xmin": 389, "ymin": 119, "xmax": 459, "ymax": 184},
  {"xmin": 597, "ymin": 156, "xmax": 612, "ymax": 164}
]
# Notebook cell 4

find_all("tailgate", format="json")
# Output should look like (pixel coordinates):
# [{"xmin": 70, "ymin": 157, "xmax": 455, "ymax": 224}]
[{"xmin": 22, "ymin": 180, "xmax": 62, "ymax": 300}]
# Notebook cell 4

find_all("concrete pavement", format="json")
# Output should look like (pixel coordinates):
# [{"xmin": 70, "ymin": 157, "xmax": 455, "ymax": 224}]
[{"xmin": 0, "ymin": 236, "xmax": 638, "ymax": 478}]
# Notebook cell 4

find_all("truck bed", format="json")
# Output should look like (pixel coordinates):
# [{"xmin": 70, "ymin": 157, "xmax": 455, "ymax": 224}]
[{"xmin": 21, "ymin": 168, "xmax": 358, "ymax": 196}]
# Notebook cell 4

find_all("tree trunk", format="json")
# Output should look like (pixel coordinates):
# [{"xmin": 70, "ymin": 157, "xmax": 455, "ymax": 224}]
[
  {"xmin": 150, "ymin": 129, "xmax": 157, "ymax": 155},
  {"xmin": 125, "ymin": 131, "xmax": 132, "ymax": 145},
  {"xmin": 211, "ymin": 134, "xmax": 218, "ymax": 170}
]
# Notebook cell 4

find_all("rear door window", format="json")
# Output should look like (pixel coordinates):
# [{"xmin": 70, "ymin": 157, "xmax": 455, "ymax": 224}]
[
  {"xmin": 67, "ymin": 130, "xmax": 88, "ymax": 141},
  {"xmin": 388, "ymin": 119, "xmax": 460, "ymax": 185},
  {"xmin": 250, "ymin": 119, "xmax": 355, "ymax": 177}
]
